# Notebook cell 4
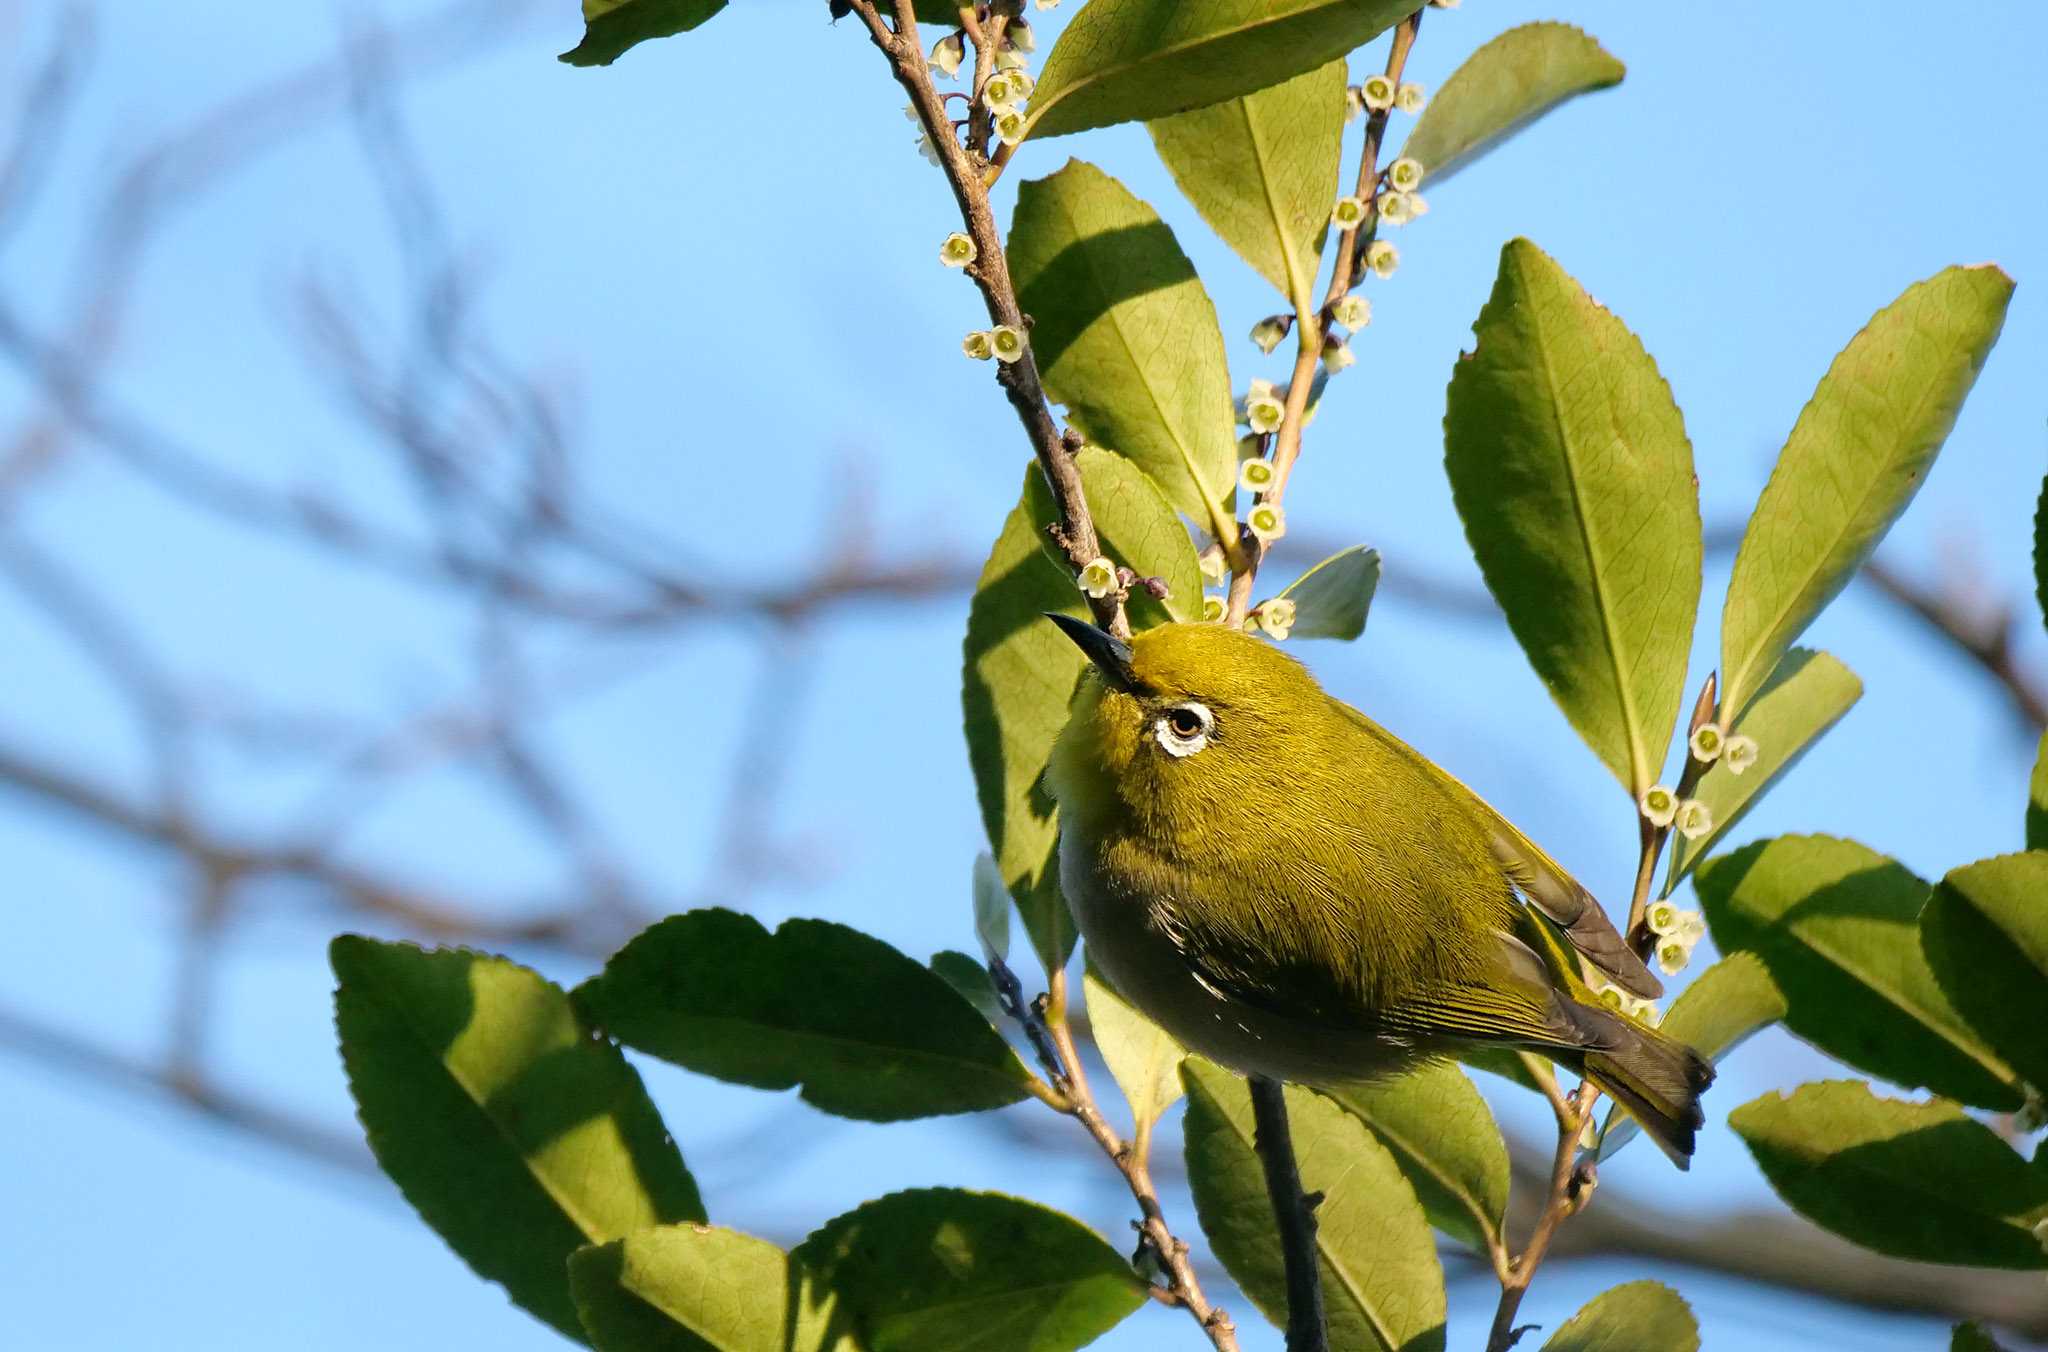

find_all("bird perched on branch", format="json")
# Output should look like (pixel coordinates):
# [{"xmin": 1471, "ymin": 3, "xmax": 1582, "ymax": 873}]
[{"xmin": 1045, "ymin": 616, "xmax": 1712, "ymax": 1166}]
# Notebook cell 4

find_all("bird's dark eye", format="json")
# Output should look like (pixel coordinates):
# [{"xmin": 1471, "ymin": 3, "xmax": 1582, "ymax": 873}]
[{"xmin": 1167, "ymin": 707, "xmax": 1205, "ymax": 738}]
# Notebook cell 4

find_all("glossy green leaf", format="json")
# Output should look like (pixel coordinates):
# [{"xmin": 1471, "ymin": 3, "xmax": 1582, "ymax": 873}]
[
  {"xmin": 2027, "ymin": 729, "xmax": 2048, "ymax": 851},
  {"xmin": 1600, "ymin": 953, "xmax": 1785, "ymax": 1159},
  {"xmin": 332, "ymin": 937, "xmax": 703, "ymax": 1341},
  {"xmin": 1695, "ymin": 837, "xmax": 2021, "ymax": 1110},
  {"xmin": 1731, "ymin": 1081, "xmax": 2048, "ymax": 1269},
  {"xmin": 1011, "ymin": 163, "xmax": 1238, "ymax": 540},
  {"xmin": 1663, "ymin": 648, "xmax": 1862, "ymax": 893},
  {"xmin": 1444, "ymin": 238, "xmax": 1701, "ymax": 796},
  {"xmin": 1921, "ymin": 852, "xmax": 2048, "ymax": 1093},
  {"xmin": 1400, "ymin": 23, "xmax": 1624, "ymax": 187},
  {"xmin": 1149, "ymin": 60, "xmax": 1344, "ymax": 304},
  {"xmin": 570, "ymin": 1224, "xmax": 855, "ymax": 1352},
  {"xmin": 1183, "ymin": 1060, "xmax": 1446, "ymax": 1352},
  {"xmin": 1084, "ymin": 966, "xmax": 1185, "ymax": 1138},
  {"xmin": 930, "ymin": 950, "xmax": 1004, "ymax": 1026},
  {"xmin": 972, "ymin": 851, "xmax": 1011, "ymax": 965},
  {"xmin": 1540, "ymin": 1281, "xmax": 1698, "ymax": 1352},
  {"xmin": 1278, "ymin": 545, "xmax": 1381, "ymax": 642},
  {"xmin": 559, "ymin": 0, "xmax": 725, "ymax": 67},
  {"xmin": 1023, "ymin": 0, "xmax": 1422, "ymax": 141},
  {"xmin": 795, "ymin": 1190, "xmax": 1146, "ymax": 1351},
  {"xmin": 964, "ymin": 453, "xmax": 1203, "ymax": 973},
  {"xmin": 576, "ymin": 909, "xmax": 1033, "ymax": 1121},
  {"xmin": 1953, "ymin": 1321, "xmax": 2015, "ymax": 1352},
  {"xmin": 1322, "ymin": 1062, "xmax": 1508, "ymax": 1254},
  {"xmin": 1720, "ymin": 266, "xmax": 2014, "ymax": 718}
]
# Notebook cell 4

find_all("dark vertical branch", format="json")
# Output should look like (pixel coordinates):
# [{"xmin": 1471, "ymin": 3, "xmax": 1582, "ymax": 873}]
[{"xmin": 1249, "ymin": 1075, "xmax": 1327, "ymax": 1352}]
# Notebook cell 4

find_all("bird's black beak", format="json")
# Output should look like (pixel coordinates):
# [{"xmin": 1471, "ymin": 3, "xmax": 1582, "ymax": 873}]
[{"xmin": 1045, "ymin": 612, "xmax": 1137, "ymax": 692}]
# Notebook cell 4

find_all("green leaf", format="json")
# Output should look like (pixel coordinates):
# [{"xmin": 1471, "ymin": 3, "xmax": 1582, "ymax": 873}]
[
  {"xmin": 1953, "ymin": 1321, "xmax": 2015, "ymax": 1352},
  {"xmin": 1084, "ymin": 966, "xmax": 1185, "ymax": 1138},
  {"xmin": 795, "ymin": 1190, "xmax": 1146, "ymax": 1351},
  {"xmin": 1663, "ymin": 649, "xmax": 1862, "ymax": 893},
  {"xmin": 1011, "ymin": 162, "xmax": 1238, "ymax": 540},
  {"xmin": 2027, "ymin": 728, "xmax": 2048, "ymax": 851},
  {"xmin": 964, "ymin": 453, "xmax": 1202, "ymax": 973},
  {"xmin": 1730, "ymin": 1080, "xmax": 2048, "ymax": 1269},
  {"xmin": 1719, "ymin": 266, "xmax": 2014, "ymax": 719},
  {"xmin": 1921, "ymin": 852, "xmax": 2048, "ymax": 1094},
  {"xmin": 1182, "ymin": 1060, "xmax": 1446, "ymax": 1352},
  {"xmin": 1148, "ymin": 59, "xmax": 1344, "ymax": 305},
  {"xmin": 570, "ymin": 1224, "xmax": 855, "ymax": 1352},
  {"xmin": 576, "ymin": 909, "xmax": 1033, "ymax": 1121},
  {"xmin": 1023, "ymin": 0, "xmax": 1422, "ymax": 142},
  {"xmin": 558, "ymin": 0, "xmax": 725, "ymax": 67},
  {"xmin": 2034, "ymin": 474, "xmax": 2048, "ymax": 632},
  {"xmin": 930, "ymin": 950, "xmax": 1004, "ymax": 1026},
  {"xmin": 1540, "ymin": 1281, "xmax": 1698, "ymax": 1352},
  {"xmin": 1695, "ymin": 837, "xmax": 2021, "ymax": 1110},
  {"xmin": 1322, "ymin": 1062, "xmax": 1508, "ymax": 1255},
  {"xmin": 1399, "ymin": 23, "xmax": 1624, "ymax": 188},
  {"xmin": 1444, "ymin": 238, "xmax": 1701, "ymax": 797},
  {"xmin": 1277, "ymin": 545, "xmax": 1381, "ymax": 642},
  {"xmin": 1599, "ymin": 953, "xmax": 1785, "ymax": 1159},
  {"xmin": 331, "ymin": 937, "xmax": 703, "ymax": 1341},
  {"xmin": 972, "ymin": 851, "xmax": 1012, "ymax": 965}
]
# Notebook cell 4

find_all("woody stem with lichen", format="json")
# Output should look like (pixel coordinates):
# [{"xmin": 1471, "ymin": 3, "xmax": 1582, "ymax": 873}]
[
  {"xmin": 847, "ymin": 0, "xmax": 1126, "ymax": 638},
  {"xmin": 1225, "ymin": 9, "xmax": 1423, "ymax": 627}
]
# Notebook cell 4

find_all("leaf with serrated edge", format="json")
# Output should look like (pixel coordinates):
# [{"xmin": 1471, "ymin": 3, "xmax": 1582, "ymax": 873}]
[
  {"xmin": 1663, "ymin": 648, "xmax": 1861, "ymax": 894},
  {"xmin": 1541, "ymin": 1280, "xmax": 1698, "ymax": 1352},
  {"xmin": 1084, "ymin": 966, "xmax": 1185, "ymax": 1138},
  {"xmin": 1600, "ymin": 953, "xmax": 1785, "ymax": 1159},
  {"xmin": 1720, "ymin": 266, "xmax": 2013, "ymax": 719},
  {"xmin": 575, "ymin": 909, "xmax": 1033, "ymax": 1121},
  {"xmin": 570, "ymin": 1224, "xmax": 855, "ymax": 1352},
  {"xmin": 559, "ymin": 0, "xmax": 725, "ymax": 67},
  {"xmin": 1024, "ymin": 0, "xmax": 1421, "ymax": 142},
  {"xmin": 1183, "ymin": 1060, "xmax": 1446, "ymax": 1352},
  {"xmin": 1731, "ymin": 1081, "xmax": 2048, "ymax": 1269},
  {"xmin": 1011, "ymin": 163, "xmax": 1238, "ymax": 540},
  {"xmin": 1445, "ymin": 238, "xmax": 1701, "ymax": 796},
  {"xmin": 1696, "ymin": 837, "xmax": 2021, "ymax": 1109},
  {"xmin": 1921, "ymin": 852, "xmax": 2048, "ymax": 1094},
  {"xmin": 1278, "ymin": 545, "xmax": 1381, "ymax": 642},
  {"xmin": 1323, "ymin": 1062, "xmax": 1508, "ymax": 1254},
  {"xmin": 964, "ymin": 453, "xmax": 1203, "ymax": 972},
  {"xmin": 1149, "ymin": 60, "xmax": 1343, "ymax": 304},
  {"xmin": 332, "ymin": 937, "xmax": 703, "ymax": 1341},
  {"xmin": 1401, "ymin": 24, "xmax": 1623, "ymax": 188},
  {"xmin": 795, "ymin": 1189, "xmax": 1146, "ymax": 1352}
]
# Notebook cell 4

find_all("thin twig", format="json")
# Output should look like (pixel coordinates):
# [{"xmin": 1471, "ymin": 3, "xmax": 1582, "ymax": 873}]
[{"xmin": 1249, "ymin": 1076, "xmax": 1326, "ymax": 1352}]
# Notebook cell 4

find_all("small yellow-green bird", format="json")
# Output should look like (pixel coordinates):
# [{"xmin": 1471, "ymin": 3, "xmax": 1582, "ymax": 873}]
[{"xmin": 1045, "ymin": 616, "xmax": 1712, "ymax": 1166}]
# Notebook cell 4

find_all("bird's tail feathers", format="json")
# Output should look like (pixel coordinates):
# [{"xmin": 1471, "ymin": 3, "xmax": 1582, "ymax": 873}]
[{"xmin": 1568, "ymin": 1006, "xmax": 1714, "ymax": 1169}]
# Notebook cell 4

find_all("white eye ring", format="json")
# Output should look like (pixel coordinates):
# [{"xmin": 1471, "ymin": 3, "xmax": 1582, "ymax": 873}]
[{"xmin": 1154, "ymin": 702, "xmax": 1214, "ymax": 758}]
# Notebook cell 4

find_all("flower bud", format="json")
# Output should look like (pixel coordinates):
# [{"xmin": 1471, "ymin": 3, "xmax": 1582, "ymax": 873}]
[
  {"xmin": 1077, "ymin": 556, "xmax": 1117, "ymax": 598},
  {"xmin": 1344, "ymin": 86, "xmax": 1366, "ymax": 123},
  {"xmin": 1639, "ymin": 785, "xmax": 1678, "ymax": 828},
  {"xmin": 940, "ymin": 232, "xmax": 978, "ymax": 268},
  {"xmin": 929, "ymin": 32, "xmax": 964, "ymax": 78},
  {"xmin": 1249, "ymin": 314, "xmax": 1291, "ymax": 354},
  {"xmin": 1246, "ymin": 502, "xmax": 1286, "ymax": 543},
  {"xmin": 1359, "ymin": 74, "xmax": 1396, "ymax": 112},
  {"xmin": 1331, "ymin": 294, "xmax": 1371, "ymax": 331},
  {"xmin": 1365, "ymin": 240, "xmax": 1399, "ymax": 279},
  {"xmin": 962, "ymin": 330, "xmax": 994, "ymax": 360},
  {"xmin": 1689, "ymin": 723, "xmax": 1725, "ymax": 763},
  {"xmin": 1007, "ymin": 18, "xmax": 1036, "ymax": 52},
  {"xmin": 1387, "ymin": 157, "xmax": 1425, "ymax": 192},
  {"xmin": 989, "ymin": 324, "xmax": 1026, "ymax": 363},
  {"xmin": 1674, "ymin": 798, "xmax": 1713, "ymax": 841},
  {"xmin": 1321, "ymin": 333, "xmax": 1355, "ymax": 372},
  {"xmin": 1330, "ymin": 195, "xmax": 1369, "ymax": 230},
  {"xmin": 1199, "ymin": 545, "xmax": 1228, "ymax": 584},
  {"xmin": 1257, "ymin": 597, "xmax": 1297, "ymax": 641},
  {"xmin": 1723, "ymin": 734, "xmax": 1759, "ymax": 776},
  {"xmin": 1239, "ymin": 457, "xmax": 1278, "ymax": 494},
  {"xmin": 1395, "ymin": 81, "xmax": 1426, "ymax": 114}
]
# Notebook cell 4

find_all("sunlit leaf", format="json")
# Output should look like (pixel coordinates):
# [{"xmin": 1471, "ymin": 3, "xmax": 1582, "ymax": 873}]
[
  {"xmin": 1277, "ymin": 545, "xmax": 1381, "ymax": 641},
  {"xmin": 1084, "ymin": 966, "xmax": 1185, "ymax": 1138},
  {"xmin": 570, "ymin": 1224, "xmax": 854, "ymax": 1352},
  {"xmin": 1322, "ymin": 1062, "xmax": 1508, "ymax": 1254},
  {"xmin": 1399, "ymin": 23, "xmax": 1623, "ymax": 187},
  {"xmin": 1541, "ymin": 1280, "xmax": 1698, "ymax": 1352},
  {"xmin": 559, "ymin": 0, "xmax": 725, "ymax": 67}
]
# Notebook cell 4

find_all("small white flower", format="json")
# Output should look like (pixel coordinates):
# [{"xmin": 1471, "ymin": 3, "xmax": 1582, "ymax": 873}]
[
  {"xmin": 989, "ymin": 324, "xmax": 1026, "ymax": 363},
  {"xmin": 1078, "ymin": 556, "xmax": 1117, "ymax": 599},
  {"xmin": 982, "ymin": 71, "xmax": 1020, "ymax": 111},
  {"xmin": 1407, "ymin": 191, "xmax": 1430, "ymax": 218},
  {"xmin": 1034, "ymin": 0, "xmax": 1059, "ymax": 9},
  {"xmin": 1344, "ymin": 86, "xmax": 1365, "ymax": 123},
  {"xmin": 1249, "ymin": 315, "xmax": 1290, "ymax": 354},
  {"xmin": 1247, "ymin": 502, "xmax": 1287, "ymax": 543},
  {"xmin": 1677, "ymin": 910, "xmax": 1706, "ymax": 944},
  {"xmin": 903, "ymin": 103, "xmax": 921, "ymax": 123},
  {"xmin": 1320, "ymin": 333, "xmax": 1355, "ymax": 372},
  {"xmin": 1199, "ymin": 546, "xmax": 1228, "ymax": 584},
  {"xmin": 1631, "ymin": 995, "xmax": 1663, "ymax": 1027},
  {"xmin": 1674, "ymin": 798, "xmax": 1713, "ymax": 841},
  {"xmin": 1378, "ymin": 191, "xmax": 1415, "ymax": 226},
  {"xmin": 994, "ymin": 109, "xmax": 1027, "ymax": 146},
  {"xmin": 962, "ymin": 330, "xmax": 994, "ymax": 360},
  {"xmin": 1202, "ymin": 596, "xmax": 1226, "ymax": 622},
  {"xmin": 929, "ymin": 32, "xmax": 964, "ymax": 78},
  {"xmin": 1330, "ymin": 195, "xmax": 1369, "ymax": 230},
  {"xmin": 940, "ymin": 232, "xmax": 978, "ymax": 268},
  {"xmin": 1239, "ymin": 457, "xmax": 1278, "ymax": 494},
  {"xmin": 1657, "ymin": 930, "xmax": 1701, "ymax": 977},
  {"xmin": 1639, "ymin": 785, "xmax": 1679, "ymax": 828},
  {"xmin": 1006, "ymin": 69, "xmax": 1035, "ymax": 97},
  {"xmin": 1359, "ymin": 74, "xmax": 1396, "ymax": 112},
  {"xmin": 1646, "ymin": 900, "xmax": 1683, "ymax": 937},
  {"xmin": 915, "ymin": 133, "xmax": 943, "ymax": 166},
  {"xmin": 1006, "ymin": 18, "xmax": 1036, "ymax": 52},
  {"xmin": 1396, "ymin": 81, "xmax": 1427, "ymax": 114},
  {"xmin": 995, "ymin": 45, "xmax": 1029, "ymax": 71},
  {"xmin": 1387, "ymin": 157, "xmax": 1425, "ymax": 192},
  {"xmin": 1689, "ymin": 723, "xmax": 1725, "ymax": 764},
  {"xmin": 1246, "ymin": 377, "xmax": 1277, "ymax": 401},
  {"xmin": 1258, "ymin": 597, "xmax": 1297, "ymax": 640},
  {"xmin": 1243, "ymin": 390, "xmax": 1285, "ymax": 435},
  {"xmin": 1723, "ymin": 734, "xmax": 1760, "ymax": 776},
  {"xmin": 1366, "ymin": 240, "xmax": 1399, "ymax": 279},
  {"xmin": 1331, "ymin": 293, "xmax": 1371, "ymax": 330}
]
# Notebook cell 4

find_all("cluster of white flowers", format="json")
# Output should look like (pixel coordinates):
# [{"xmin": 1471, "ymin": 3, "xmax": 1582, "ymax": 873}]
[
  {"xmin": 1645, "ymin": 900, "xmax": 1708, "ymax": 976},
  {"xmin": 1689, "ymin": 722, "xmax": 1760, "ymax": 775},
  {"xmin": 1352, "ymin": 73, "xmax": 1427, "ymax": 117},
  {"xmin": 961, "ymin": 324, "xmax": 1025, "ymax": 363},
  {"xmin": 1590, "ymin": 975, "xmax": 1660, "ymax": 1027},
  {"xmin": 1249, "ymin": 596, "xmax": 1297, "ymax": 641},
  {"xmin": 923, "ymin": 15, "xmax": 1045, "ymax": 158},
  {"xmin": 1639, "ymin": 784, "xmax": 1713, "ymax": 840}
]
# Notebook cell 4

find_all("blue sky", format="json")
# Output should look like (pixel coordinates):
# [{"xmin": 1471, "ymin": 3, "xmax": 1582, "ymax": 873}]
[{"xmin": 3, "ymin": 2, "xmax": 2046, "ymax": 1348}]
